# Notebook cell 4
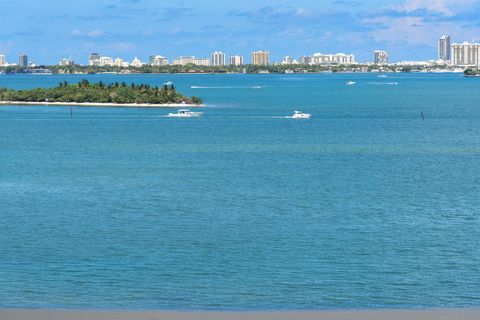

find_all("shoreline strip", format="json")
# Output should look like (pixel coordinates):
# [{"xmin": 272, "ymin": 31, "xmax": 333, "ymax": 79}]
[{"xmin": 0, "ymin": 101, "xmax": 202, "ymax": 108}]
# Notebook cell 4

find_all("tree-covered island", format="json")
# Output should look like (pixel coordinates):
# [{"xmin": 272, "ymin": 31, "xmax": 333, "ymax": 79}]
[
  {"xmin": 0, "ymin": 80, "xmax": 203, "ymax": 106},
  {"xmin": 464, "ymin": 68, "xmax": 480, "ymax": 77}
]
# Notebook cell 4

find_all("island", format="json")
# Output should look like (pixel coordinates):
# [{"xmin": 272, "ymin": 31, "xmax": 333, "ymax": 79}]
[
  {"xmin": 0, "ymin": 80, "xmax": 203, "ymax": 107},
  {"xmin": 464, "ymin": 68, "xmax": 480, "ymax": 77}
]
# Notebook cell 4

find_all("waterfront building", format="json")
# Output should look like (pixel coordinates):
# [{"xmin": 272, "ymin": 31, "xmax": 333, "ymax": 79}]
[
  {"xmin": 438, "ymin": 35, "xmax": 451, "ymax": 62},
  {"xmin": 150, "ymin": 55, "xmax": 169, "ymax": 66},
  {"xmin": 59, "ymin": 58, "xmax": 74, "ymax": 66},
  {"xmin": 0, "ymin": 54, "xmax": 6, "ymax": 66},
  {"xmin": 301, "ymin": 52, "xmax": 355, "ymax": 65},
  {"xmin": 193, "ymin": 58, "xmax": 210, "ymax": 66},
  {"xmin": 229, "ymin": 55, "xmax": 244, "ymax": 66},
  {"xmin": 374, "ymin": 50, "xmax": 388, "ymax": 64},
  {"xmin": 130, "ymin": 57, "xmax": 143, "ymax": 67},
  {"xmin": 252, "ymin": 51, "xmax": 269, "ymax": 65},
  {"xmin": 88, "ymin": 53, "xmax": 101, "ymax": 66},
  {"xmin": 114, "ymin": 58, "xmax": 124, "ymax": 67},
  {"xmin": 282, "ymin": 56, "xmax": 297, "ymax": 64},
  {"xmin": 172, "ymin": 56, "xmax": 210, "ymax": 66},
  {"xmin": 211, "ymin": 51, "xmax": 226, "ymax": 66},
  {"xmin": 99, "ymin": 56, "xmax": 114, "ymax": 66},
  {"xmin": 19, "ymin": 54, "xmax": 28, "ymax": 67},
  {"xmin": 299, "ymin": 56, "xmax": 312, "ymax": 65},
  {"xmin": 451, "ymin": 42, "xmax": 480, "ymax": 66}
]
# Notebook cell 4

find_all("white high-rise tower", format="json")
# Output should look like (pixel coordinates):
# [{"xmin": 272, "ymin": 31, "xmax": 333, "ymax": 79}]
[{"xmin": 438, "ymin": 35, "xmax": 451, "ymax": 62}]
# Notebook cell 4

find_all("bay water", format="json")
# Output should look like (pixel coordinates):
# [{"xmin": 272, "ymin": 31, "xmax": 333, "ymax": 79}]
[{"xmin": 1, "ymin": 73, "xmax": 479, "ymax": 309}]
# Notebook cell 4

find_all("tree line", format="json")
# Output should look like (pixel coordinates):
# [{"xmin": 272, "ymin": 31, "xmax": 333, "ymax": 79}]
[{"xmin": 0, "ymin": 80, "xmax": 203, "ymax": 104}]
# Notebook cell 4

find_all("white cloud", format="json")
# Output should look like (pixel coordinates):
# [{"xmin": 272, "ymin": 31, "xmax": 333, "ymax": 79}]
[
  {"xmin": 70, "ymin": 30, "xmax": 104, "ymax": 37},
  {"xmin": 392, "ymin": 0, "xmax": 475, "ymax": 16}
]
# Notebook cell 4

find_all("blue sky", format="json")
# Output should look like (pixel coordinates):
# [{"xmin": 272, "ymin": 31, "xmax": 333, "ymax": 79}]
[{"xmin": 0, "ymin": 0, "xmax": 479, "ymax": 64}]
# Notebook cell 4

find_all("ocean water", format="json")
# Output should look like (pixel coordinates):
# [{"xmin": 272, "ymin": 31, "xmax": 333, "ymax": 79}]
[{"xmin": 0, "ymin": 73, "xmax": 480, "ymax": 310}]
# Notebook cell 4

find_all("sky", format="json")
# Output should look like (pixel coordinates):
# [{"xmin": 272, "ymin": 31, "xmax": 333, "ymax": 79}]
[{"xmin": 0, "ymin": 0, "xmax": 479, "ymax": 65}]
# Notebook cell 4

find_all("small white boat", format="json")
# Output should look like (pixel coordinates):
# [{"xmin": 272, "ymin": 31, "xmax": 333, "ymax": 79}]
[
  {"xmin": 378, "ymin": 74, "xmax": 388, "ymax": 78},
  {"xmin": 346, "ymin": 81, "xmax": 356, "ymax": 85},
  {"xmin": 167, "ymin": 109, "xmax": 203, "ymax": 118},
  {"xmin": 291, "ymin": 111, "xmax": 311, "ymax": 119}
]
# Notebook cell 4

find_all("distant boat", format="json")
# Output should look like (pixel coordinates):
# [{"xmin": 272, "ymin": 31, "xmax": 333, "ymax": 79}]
[
  {"xmin": 291, "ymin": 111, "xmax": 311, "ymax": 119},
  {"xmin": 164, "ymin": 81, "xmax": 174, "ymax": 86},
  {"xmin": 378, "ymin": 74, "xmax": 388, "ymax": 78},
  {"xmin": 346, "ymin": 81, "xmax": 356, "ymax": 85},
  {"xmin": 167, "ymin": 109, "xmax": 203, "ymax": 118}
]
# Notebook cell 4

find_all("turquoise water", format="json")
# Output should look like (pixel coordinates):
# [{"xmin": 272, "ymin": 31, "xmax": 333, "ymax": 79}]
[{"xmin": 1, "ymin": 73, "xmax": 480, "ymax": 309}]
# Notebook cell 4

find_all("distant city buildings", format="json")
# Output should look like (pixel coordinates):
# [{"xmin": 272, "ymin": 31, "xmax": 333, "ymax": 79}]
[
  {"xmin": 438, "ymin": 35, "xmax": 451, "ymax": 62},
  {"xmin": 99, "ymin": 56, "xmax": 114, "ymax": 66},
  {"xmin": 374, "ymin": 50, "xmax": 388, "ymax": 64},
  {"xmin": 130, "ymin": 57, "xmax": 143, "ymax": 67},
  {"xmin": 229, "ymin": 55, "xmax": 244, "ymax": 66},
  {"xmin": 252, "ymin": 51, "xmax": 269, "ymax": 65},
  {"xmin": 300, "ymin": 52, "xmax": 355, "ymax": 65},
  {"xmin": 150, "ymin": 55, "xmax": 169, "ymax": 66},
  {"xmin": 451, "ymin": 42, "xmax": 480, "ymax": 66},
  {"xmin": 281, "ymin": 56, "xmax": 298, "ymax": 65},
  {"xmin": 59, "ymin": 58, "xmax": 74, "ymax": 66},
  {"xmin": 0, "ymin": 54, "xmax": 6, "ymax": 66},
  {"xmin": 88, "ymin": 53, "xmax": 101, "ymax": 66},
  {"xmin": 172, "ymin": 56, "xmax": 210, "ymax": 66},
  {"xmin": 114, "ymin": 58, "xmax": 124, "ymax": 67},
  {"xmin": 211, "ymin": 51, "xmax": 226, "ymax": 66},
  {"xmin": 19, "ymin": 54, "xmax": 28, "ymax": 67}
]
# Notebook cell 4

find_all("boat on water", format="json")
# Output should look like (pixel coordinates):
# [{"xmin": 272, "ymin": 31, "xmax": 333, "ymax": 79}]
[
  {"xmin": 291, "ymin": 111, "xmax": 311, "ymax": 119},
  {"xmin": 346, "ymin": 81, "xmax": 356, "ymax": 85},
  {"xmin": 167, "ymin": 109, "xmax": 203, "ymax": 118},
  {"xmin": 378, "ymin": 74, "xmax": 388, "ymax": 78}
]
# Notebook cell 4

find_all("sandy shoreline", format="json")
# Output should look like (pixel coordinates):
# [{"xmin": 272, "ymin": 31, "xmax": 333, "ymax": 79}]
[
  {"xmin": 1, "ymin": 309, "xmax": 479, "ymax": 320},
  {"xmin": 0, "ymin": 101, "xmax": 202, "ymax": 108}
]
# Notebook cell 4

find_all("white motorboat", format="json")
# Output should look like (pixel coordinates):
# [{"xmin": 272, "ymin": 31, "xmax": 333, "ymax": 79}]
[
  {"xmin": 167, "ymin": 109, "xmax": 203, "ymax": 118},
  {"xmin": 346, "ymin": 81, "xmax": 356, "ymax": 85},
  {"xmin": 291, "ymin": 111, "xmax": 311, "ymax": 119}
]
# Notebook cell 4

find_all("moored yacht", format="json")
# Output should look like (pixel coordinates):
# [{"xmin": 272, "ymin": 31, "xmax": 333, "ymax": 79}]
[{"xmin": 346, "ymin": 81, "xmax": 356, "ymax": 85}]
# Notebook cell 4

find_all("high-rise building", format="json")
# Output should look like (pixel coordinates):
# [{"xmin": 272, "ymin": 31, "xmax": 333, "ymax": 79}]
[
  {"xmin": 252, "ymin": 51, "xmax": 269, "ymax": 66},
  {"xmin": 114, "ymin": 58, "xmax": 124, "ymax": 67},
  {"xmin": 282, "ymin": 56, "xmax": 297, "ymax": 64},
  {"xmin": 301, "ymin": 53, "xmax": 355, "ymax": 65},
  {"xmin": 172, "ymin": 56, "xmax": 210, "ymax": 66},
  {"xmin": 211, "ymin": 51, "xmax": 226, "ymax": 66},
  {"xmin": 451, "ymin": 42, "xmax": 480, "ymax": 66},
  {"xmin": 130, "ymin": 57, "xmax": 143, "ymax": 67},
  {"xmin": 99, "ymin": 56, "xmax": 114, "ymax": 66},
  {"xmin": 88, "ymin": 53, "xmax": 101, "ymax": 66},
  {"xmin": 374, "ymin": 50, "xmax": 388, "ymax": 64},
  {"xmin": 0, "ymin": 54, "xmax": 6, "ymax": 66},
  {"xmin": 438, "ymin": 35, "xmax": 451, "ymax": 61},
  {"xmin": 59, "ymin": 58, "xmax": 74, "ymax": 66},
  {"xmin": 150, "ymin": 55, "xmax": 169, "ymax": 66},
  {"xmin": 229, "ymin": 55, "xmax": 244, "ymax": 66},
  {"xmin": 19, "ymin": 54, "xmax": 28, "ymax": 67}
]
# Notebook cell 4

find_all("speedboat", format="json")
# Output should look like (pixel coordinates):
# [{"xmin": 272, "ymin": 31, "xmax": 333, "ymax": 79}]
[
  {"xmin": 167, "ymin": 109, "xmax": 203, "ymax": 118},
  {"xmin": 346, "ymin": 81, "xmax": 356, "ymax": 85},
  {"xmin": 291, "ymin": 111, "xmax": 311, "ymax": 119}
]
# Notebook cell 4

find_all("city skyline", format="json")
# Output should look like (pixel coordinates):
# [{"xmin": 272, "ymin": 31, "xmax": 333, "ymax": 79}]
[{"xmin": 1, "ymin": 0, "xmax": 480, "ymax": 65}]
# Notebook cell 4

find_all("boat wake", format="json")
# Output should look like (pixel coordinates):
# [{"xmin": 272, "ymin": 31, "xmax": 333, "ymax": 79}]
[
  {"xmin": 367, "ymin": 82, "xmax": 399, "ymax": 85},
  {"xmin": 191, "ymin": 86, "xmax": 263, "ymax": 89}
]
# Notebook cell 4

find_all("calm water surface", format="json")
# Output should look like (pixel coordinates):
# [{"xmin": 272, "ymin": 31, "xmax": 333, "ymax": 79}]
[{"xmin": 0, "ymin": 73, "xmax": 480, "ymax": 309}]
